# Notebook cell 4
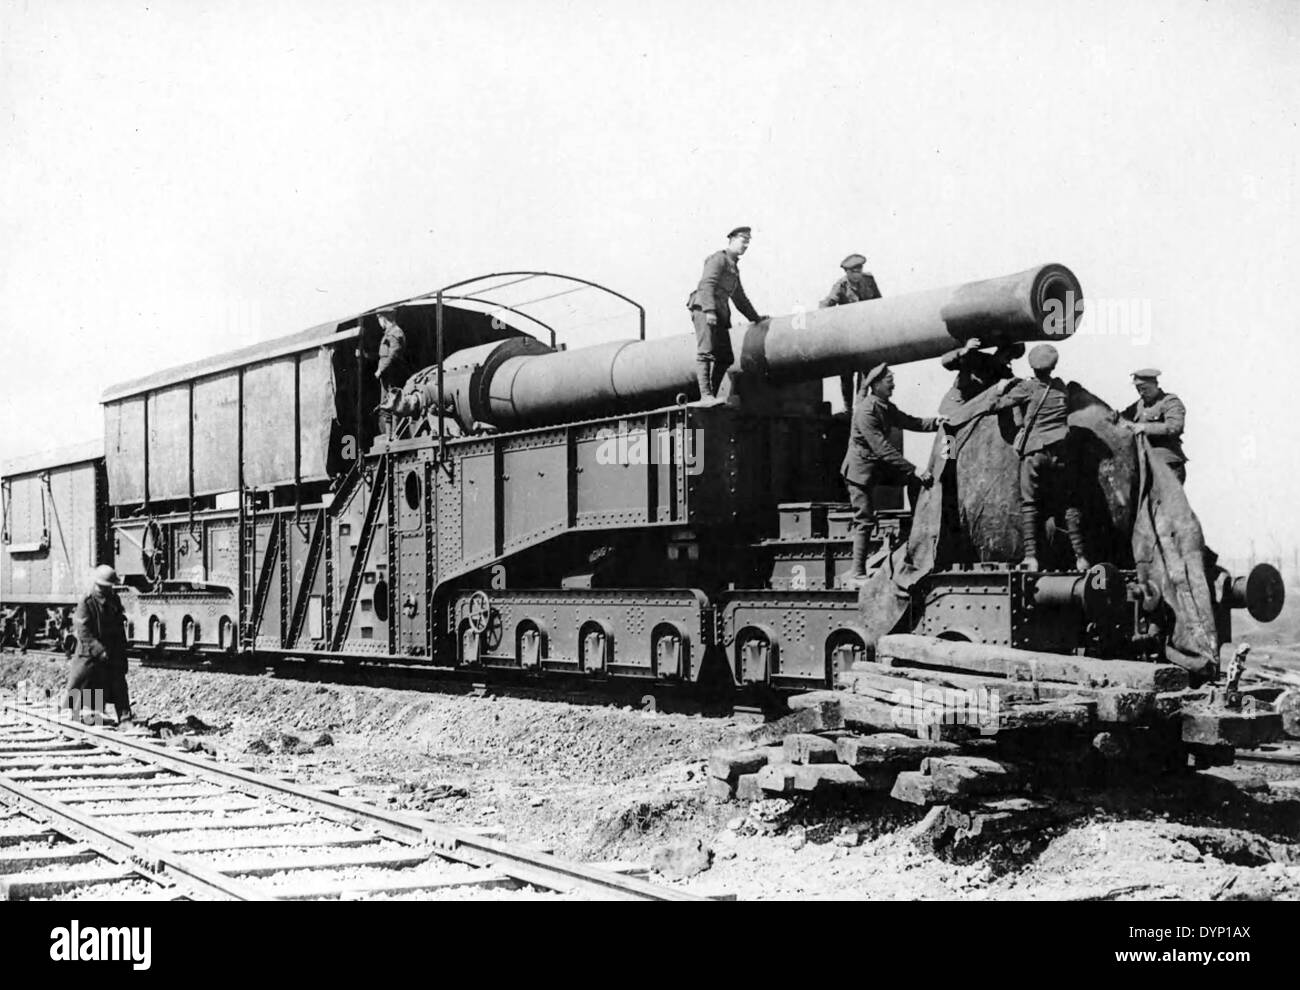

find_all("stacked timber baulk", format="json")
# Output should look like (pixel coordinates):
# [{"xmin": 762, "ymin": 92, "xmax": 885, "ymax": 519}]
[{"xmin": 705, "ymin": 634, "xmax": 1286, "ymax": 858}]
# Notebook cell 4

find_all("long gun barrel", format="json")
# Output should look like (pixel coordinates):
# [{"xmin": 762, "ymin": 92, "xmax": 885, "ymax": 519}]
[{"xmin": 400, "ymin": 263, "xmax": 1082, "ymax": 431}]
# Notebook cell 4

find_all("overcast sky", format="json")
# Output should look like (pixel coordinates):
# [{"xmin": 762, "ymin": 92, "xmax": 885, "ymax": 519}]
[{"xmin": 2, "ymin": 0, "xmax": 1297, "ymax": 563}]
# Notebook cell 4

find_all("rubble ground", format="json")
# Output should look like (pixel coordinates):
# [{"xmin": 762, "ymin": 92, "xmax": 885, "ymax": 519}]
[{"xmin": 3, "ymin": 653, "xmax": 1298, "ymax": 901}]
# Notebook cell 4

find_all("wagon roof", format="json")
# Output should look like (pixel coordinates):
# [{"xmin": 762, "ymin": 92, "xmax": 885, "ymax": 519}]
[
  {"xmin": 99, "ymin": 272, "xmax": 646, "ymax": 404},
  {"xmin": 100, "ymin": 315, "xmax": 348, "ymax": 405},
  {"xmin": 2, "ymin": 439, "xmax": 103, "ymax": 479}
]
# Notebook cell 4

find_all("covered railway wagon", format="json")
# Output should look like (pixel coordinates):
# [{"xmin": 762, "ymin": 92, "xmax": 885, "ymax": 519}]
[
  {"xmin": 11, "ymin": 264, "xmax": 1284, "ymax": 695},
  {"xmin": 97, "ymin": 285, "xmax": 534, "ymax": 655},
  {"xmin": 0, "ymin": 441, "xmax": 109, "ymax": 652}
]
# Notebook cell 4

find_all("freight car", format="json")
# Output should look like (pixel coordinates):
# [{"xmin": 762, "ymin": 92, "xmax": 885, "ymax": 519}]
[
  {"xmin": 0, "ymin": 441, "xmax": 109, "ymax": 653},
  {"xmin": 2, "ymin": 264, "xmax": 1285, "ymax": 698}
]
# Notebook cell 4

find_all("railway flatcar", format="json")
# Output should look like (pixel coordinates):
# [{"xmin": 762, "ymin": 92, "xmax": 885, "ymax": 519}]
[{"xmin": 0, "ymin": 441, "xmax": 108, "ymax": 652}]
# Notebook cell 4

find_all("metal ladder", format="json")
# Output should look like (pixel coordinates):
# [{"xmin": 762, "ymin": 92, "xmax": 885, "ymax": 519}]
[{"xmin": 237, "ymin": 488, "xmax": 258, "ymax": 651}]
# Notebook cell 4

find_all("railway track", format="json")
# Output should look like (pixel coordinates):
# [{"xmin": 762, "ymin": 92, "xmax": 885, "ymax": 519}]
[
  {"xmin": 0, "ymin": 697, "xmax": 704, "ymax": 902},
  {"xmin": 1, "ymin": 645, "xmax": 766, "ymax": 717}
]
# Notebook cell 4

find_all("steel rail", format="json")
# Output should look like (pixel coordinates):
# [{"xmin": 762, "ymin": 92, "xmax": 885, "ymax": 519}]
[
  {"xmin": 1235, "ymin": 745, "xmax": 1300, "ymax": 767},
  {"xmin": 0, "ymin": 772, "xmax": 265, "ymax": 901},
  {"xmin": 2, "ymin": 699, "xmax": 704, "ymax": 901}
]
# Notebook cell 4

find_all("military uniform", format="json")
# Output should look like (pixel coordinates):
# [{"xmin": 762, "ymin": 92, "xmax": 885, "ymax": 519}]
[
  {"xmin": 820, "ymin": 269, "xmax": 881, "ymax": 308},
  {"xmin": 687, "ymin": 235, "xmax": 761, "ymax": 398},
  {"xmin": 1121, "ymin": 390, "xmax": 1187, "ymax": 484},
  {"xmin": 375, "ymin": 317, "xmax": 410, "ymax": 433},
  {"xmin": 65, "ymin": 586, "xmax": 130, "ymax": 721},
  {"xmin": 992, "ymin": 360, "xmax": 1087, "ymax": 567},
  {"xmin": 376, "ymin": 324, "xmax": 408, "ymax": 390},
  {"xmin": 819, "ymin": 255, "xmax": 881, "ymax": 410},
  {"xmin": 841, "ymin": 390, "xmax": 938, "ymax": 537}
]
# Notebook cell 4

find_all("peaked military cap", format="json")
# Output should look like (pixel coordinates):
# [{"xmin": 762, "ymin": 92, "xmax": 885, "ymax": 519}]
[
  {"xmin": 840, "ymin": 253, "xmax": 867, "ymax": 270},
  {"xmin": 1131, "ymin": 368, "xmax": 1161, "ymax": 380},
  {"xmin": 862, "ymin": 362, "xmax": 890, "ymax": 388},
  {"xmin": 727, "ymin": 226, "xmax": 752, "ymax": 238},
  {"xmin": 1027, "ymin": 343, "xmax": 1059, "ymax": 371}
]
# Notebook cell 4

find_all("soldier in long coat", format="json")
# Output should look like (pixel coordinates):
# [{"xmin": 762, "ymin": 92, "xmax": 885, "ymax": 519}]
[{"xmin": 64, "ymin": 565, "xmax": 132, "ymax": 725}]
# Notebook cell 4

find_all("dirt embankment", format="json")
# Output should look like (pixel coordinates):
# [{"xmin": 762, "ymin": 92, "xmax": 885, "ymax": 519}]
[{"xmin": 4, "ymin": 652, "xmax": 1299, "ymax": 900}]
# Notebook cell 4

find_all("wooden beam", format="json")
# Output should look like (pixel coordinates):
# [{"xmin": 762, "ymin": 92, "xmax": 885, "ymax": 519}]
[
  {"xmin": 274, "ymin": 871, "xmax": 518, "ymax": 900},
  {"xmin": 1, "ymin": 866, "xmax": 140, "ymax": 900},
  {"xmin": 876, "ymin": 634, "xmax": 1188, "ymax": 691},
  {"xmin": 220, "ymin": 849, "xmax": 433, "ymax": 877}
]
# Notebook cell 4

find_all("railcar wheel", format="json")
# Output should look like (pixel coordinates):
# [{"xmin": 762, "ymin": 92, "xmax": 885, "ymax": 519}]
[
  {"xmin": 651, "ymin": 623, "xmax": 687, "ymax": 679},
  {"xmin": 579, "ymin": 621, "xmax": 613, "ymax": 674},
  {"xmin": 457, "ymin": 618, "xmax": 478, "ymax": 662},
  {"xmin": 826, "ymin": 629, "xmax": 867, "ymax": 681},
  {"xmin": 182, "ymin": 615, "xmax": 200, "ymax": 650},
  {"xmin": 14, "ymin": 623, "xmax": 30, "ymax": 653},
  {"xmin": 63, "ymin": 634, "xmax": 78, "ymax": 658},
  {"xmin": 217, "ymin": 617, "xmax": 235, "ymax": 652},
  {"xmin": 148, "ymin": 616, "xmax": 165, "ymax": 648},
  {"xmin": 734, "ymin": 626, "xmax": 777, "ymax": 685},
  {"xmin": 517, "ymin": 621, "xmax": 546, "ymax": 667}
]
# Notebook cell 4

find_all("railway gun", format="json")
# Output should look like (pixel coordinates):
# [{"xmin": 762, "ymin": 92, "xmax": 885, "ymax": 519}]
[{"xmin": 0, "ymin": 265, "xmax": 1284, "ymax": 719}]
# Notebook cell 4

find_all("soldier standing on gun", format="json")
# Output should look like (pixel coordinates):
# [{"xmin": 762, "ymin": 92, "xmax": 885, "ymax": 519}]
[
  {"xmin": 991, "ymin": 344, "xmax": 1089, "ymax": 572},
  {"xmin": 840, "ymin": 364, "xmax": 942, "ymax": 586},
  {"xmin": 1120, "ymin": 368, "xmax": 1188, "ymax": 484},
  {"xmin": 687, "ymin": 226, "xmax": 768, "ymax": 404},
  {"xmin": 64, "ymin": 565, "xmax": 132, "ymax": 727},
  {"xmin": 820, "ymin": 253, "xmax": 882, "ymax": 412}
]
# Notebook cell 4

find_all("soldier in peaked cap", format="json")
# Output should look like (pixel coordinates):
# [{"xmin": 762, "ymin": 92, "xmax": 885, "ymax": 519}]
[
  {"xmin": 991, "ymin": 344, "xmax": 1089, "ymax": 572},
  {"xmin": 687, "ymin": 227, "xmax": 768, "ymax": 404},
  {"xmin": 819, "ymin": 253, "xmax": 883, "ymax": 411},
  {"xmin": 63, "ymin": 565, "xmax": 133, "ymax": 726},
  {"xmin": 840, "ymin": 363, "xmax": 942, "ymax": 585},
  {"xmin": 1121, "ymin": 368, "xmax": 1187, "ymax": 484}
]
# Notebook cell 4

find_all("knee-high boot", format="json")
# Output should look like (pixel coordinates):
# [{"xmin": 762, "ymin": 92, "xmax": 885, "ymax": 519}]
[
  {"xmin": 1020, "ymin": 504, "xmax": 1040, "ymax": 569},
  {"xmin": 850, "ymin": 531, "xmax": 870, "ymax": 579},
  {"xmin": 1064, "ymin": 507, "xmax": 1089, "ymax": 568},
  {"xmin": 696, "ymin": 358, "xmax": 715, "ymax": 401}
]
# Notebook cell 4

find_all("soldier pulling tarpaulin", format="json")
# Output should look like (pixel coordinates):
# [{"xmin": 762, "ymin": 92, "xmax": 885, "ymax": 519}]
[{"xmin": 856, "ymin": 379, "xmax": 1222, "ymax": 675}]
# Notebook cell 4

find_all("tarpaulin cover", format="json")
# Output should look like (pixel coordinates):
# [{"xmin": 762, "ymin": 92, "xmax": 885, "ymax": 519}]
[{"xmin": 858, "ymin": 380, "xmax": 1219, "ymax": 672}]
